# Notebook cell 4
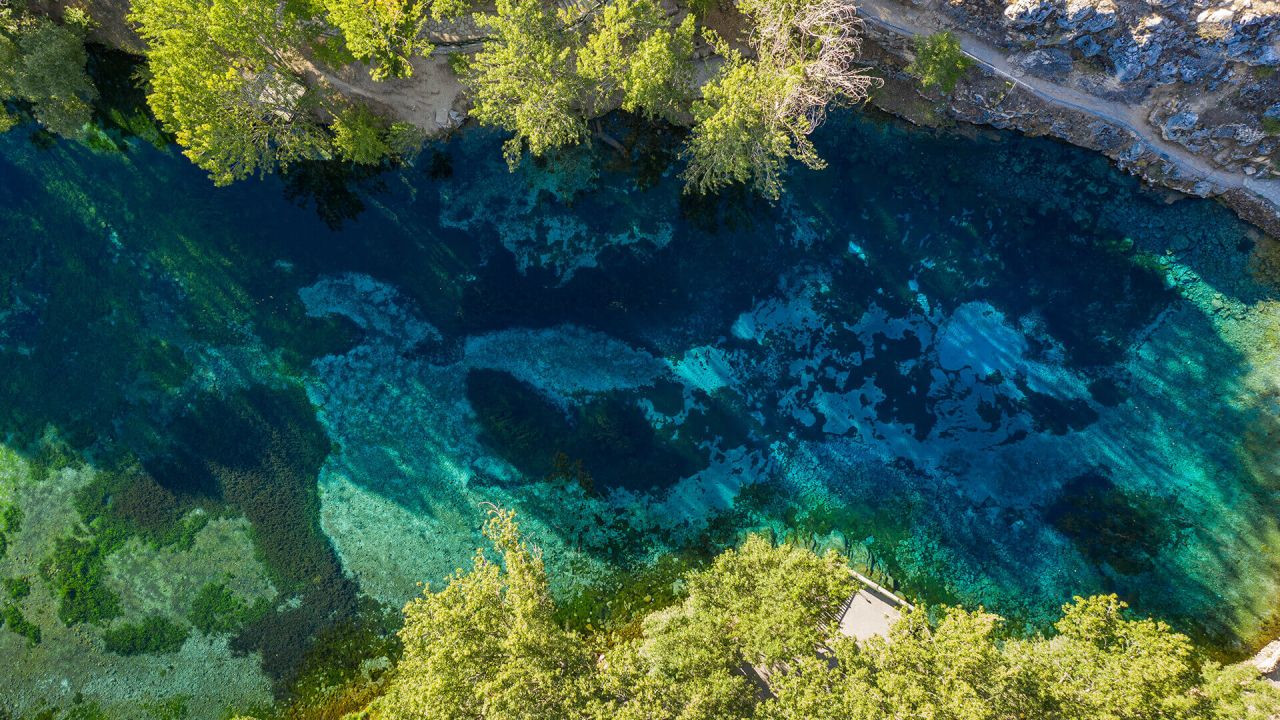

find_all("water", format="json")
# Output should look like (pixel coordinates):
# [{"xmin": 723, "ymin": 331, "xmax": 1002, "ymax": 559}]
[{"xmin": 0, "ymin": 107, "xmax": 1278, "ymax": 716}]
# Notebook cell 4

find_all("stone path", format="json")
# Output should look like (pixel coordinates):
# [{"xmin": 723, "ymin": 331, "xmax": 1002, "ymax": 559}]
[{"xmin": 854, "ymin": 0, "xmax": 1280, "ymax": 212}]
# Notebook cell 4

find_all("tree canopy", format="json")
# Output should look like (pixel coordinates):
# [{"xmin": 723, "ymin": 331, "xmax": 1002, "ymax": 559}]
[
  {"xmin": 349, "ymin": 509, "xmax": 1280, "ymax": 720},
  {"xmin": 130, "ymin": 0, "xmax": 331, "ymax": 185},
  {"xmin": 907, "ymin": 30, "xmax": 972, "ymax": 93},
  {"xmin": 0, "ymin": 8, "xmax": 97, "ymax": 137}
]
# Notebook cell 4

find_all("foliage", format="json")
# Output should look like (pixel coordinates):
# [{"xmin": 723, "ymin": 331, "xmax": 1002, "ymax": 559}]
[
  {"xmin": 3, "ymin": 575, "xmax": 31, "ymax": 600},
  {"xmin": 684, "ymin": 54, "xmax": 805, "ymax": 200},
  {"xmin": 618, "ymin": 16, "xmax": 697, "ymax": 124},
  {"xmin": 0, "ymin": 500, "xmax": 19, "ymax": 558},
  {"xmin": 1, "ymin": 601, "xmax": 41, "ymax": 646},
  {"xmin": 188, "ymin": 581, "xmax": 270, "ymax": 635},
  {"xmin": 130, "ymin": 0, "xmax": 331, "ymax": 185},
  {"xmin": 41, "ymin": 534, "xmax": 123, "ymax": 626},
  {"xmin": 578, "ymin": 0, "xmax": 689, "ymax": 119},
  {"xmin": 907, "ymin": 31, "xmax": 972, "ymax": 93},
  {"xmin": 352, "ymin": 512, "xmax": 1280, "ymax": 720},
  {"xmin": 685, "ymin": 0, "xmax": 877, "ymax": 199},
  {"xmin": 102, "ymin": 613, "xmax": 191, "ymax": 655},
  {"xmin": 322, "ymin": 0, "xmax": 434, "ymax": 80},
  {"xmin": 363, "ymin": 507, "xmax": 597, "ymax": 719},
  {"xmin": 332, "ymin": 104, "xmax": 392, "ymax": 164},
  {"xmin": 463, "ymin": 0, "xmax": 590, "ymax": 168},
  {"xmin": 0, "ymin": 11, "xmax": 97, "ymax": 137},
  {"xmin": 764, "ymin": 596, "xmax": 1280, "ymax": 720}
]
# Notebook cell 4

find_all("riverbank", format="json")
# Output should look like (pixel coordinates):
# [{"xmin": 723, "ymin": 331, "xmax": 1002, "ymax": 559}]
[{"xmin": 852, "ymin": 0, "xmax": 1280, "ymax": 237}]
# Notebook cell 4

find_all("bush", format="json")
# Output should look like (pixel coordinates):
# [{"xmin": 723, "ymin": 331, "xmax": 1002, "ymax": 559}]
[
  {"xmin": 907, "ymin": 31, "xmax": 973, "ymax": 93},
  {"xmin": 102, "ymin": 614, "xmax": 190, "ymax": 655}
]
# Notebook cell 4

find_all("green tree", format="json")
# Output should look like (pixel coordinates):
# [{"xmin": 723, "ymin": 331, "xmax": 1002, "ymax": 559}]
[
  {"xmin": 579, "ymin": 0, "xmax": 695, "ymax": 122},
  {"xmin": 323, "ymin": 0, "xmax": 434, "ymax": 80},
  {"xmin": 332, "ymin": 103, "xmax": 392, "ymax": 164},
  {"xmin": 595, "ymin": 535, "xmax": 855, "ymax": 720},
  {"xmin": 907, "ymin": 30, "xmax": 972, "ymax": 93},
  {"xmin": 131, "ymin": 0, "xmax": 330, "ymax": 185},
  {"xmin": 363, "ymin": 507, "xmax": 596, "ymax": 719},
  {"xmin": 684, "ymin": 0, "xmax": 877, "ymax": 198},
  {"xmin": 684, "ymin": 53, "xmax": 804, "ymax": 200},
  {"xmin": 0, "ymin": 12, "xmax": 97, "ymax": 137},
  {"xmin": 462, "ymin": 0, "xmax": 590, "ymax": 168}
]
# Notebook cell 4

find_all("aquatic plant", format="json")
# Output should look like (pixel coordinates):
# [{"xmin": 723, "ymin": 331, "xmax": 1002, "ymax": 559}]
[
  {"xmin": 101, "ymin": 614, "xmax": 189, "ymax": 655},
  {"xmin": 187, "ymin": 582, "xmax": 271, "ymax": 636},
  {"xmin": 1, "ymin": 600, "xmax": 41, "ymax": 646},
  {"xmin": 41, "ymin": 534, "xmax": 122, "ymax": 626},
  {"xmin": 3, "ymin": 575, "xmax": 31, "ymax": 600}
]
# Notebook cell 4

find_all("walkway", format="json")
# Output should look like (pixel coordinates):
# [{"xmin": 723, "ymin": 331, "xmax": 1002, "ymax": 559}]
[
  {"xmin": 854, "ymin": 0, "xmax": 1280, "ymax": 211},
  {"xmin": 837, "ymin": 569, "xmax": 909, "ymax": 641}
]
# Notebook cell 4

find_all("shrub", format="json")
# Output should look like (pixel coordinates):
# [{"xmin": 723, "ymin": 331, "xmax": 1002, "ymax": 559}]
[
  {"xmin": 102, "ymin": 614, "xmax": 190, "ymax": 655},
  {"xmin": 907, "ymin": 31, "xmax": 973, "ymax": 93}
]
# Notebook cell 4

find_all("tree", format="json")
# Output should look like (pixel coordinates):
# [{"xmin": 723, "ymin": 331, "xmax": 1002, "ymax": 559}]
[
  {"xmin": 0, "ymin": 12, "xmax": 97, "ymax": 137},
  {"xmin": 462, "ymin": 0, "xmax": 590, "ymax": 168},
  {"xmin": 907, "ymin": 30, "xmax": 972, "ymax": 93},
  {"xmin": 131, "ymin": 0, "xmax": 331, "ymax": 185},
  {"xmin": 684, "ymin": 0, "xmax": 877, "ymax": 198},
  {"xmin": 579, "ymin": 0, "xmax": 696, "ymax": 122},
  {"xmin": 332, "ymin": 103, "xmax": 392, "ymax": 164},
  {"xmin": 362, "ymin": 507, "xmax": 596, "ymax": 719},
  {"xmin": 322, "ymin": 0, "xmax": 434, "ymax": 80}
]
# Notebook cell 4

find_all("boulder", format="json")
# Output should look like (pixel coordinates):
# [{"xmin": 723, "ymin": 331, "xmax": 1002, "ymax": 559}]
[
  {"xmin": 1013, "ymin": 48, "xmax": 1075, "ymax": 79},
  {"xmin": 1004, "ymin": 0, "xmax": 1057, "ymax": 27}
]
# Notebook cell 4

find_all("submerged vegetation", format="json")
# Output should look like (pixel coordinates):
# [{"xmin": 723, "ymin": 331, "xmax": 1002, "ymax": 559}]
[{"xmin": 313, "ymin": 509, "xmax": 1280, "ymax": 719}]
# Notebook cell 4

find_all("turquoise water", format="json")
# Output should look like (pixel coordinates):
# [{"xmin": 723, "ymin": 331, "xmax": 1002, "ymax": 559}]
[{"xmin": 0, "ymin": 102, "xmax": 1279, "ymax": 715}]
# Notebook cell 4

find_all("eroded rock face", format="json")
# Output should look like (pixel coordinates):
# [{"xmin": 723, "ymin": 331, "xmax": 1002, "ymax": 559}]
[{"xmin": 927, "ymin": 0, "xmax": 1280, "ymax": 182}]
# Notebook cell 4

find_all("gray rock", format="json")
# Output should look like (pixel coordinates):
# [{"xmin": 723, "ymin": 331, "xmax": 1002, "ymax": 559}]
[
  {"xmin": 1013, "ymin": 48, "xmax": 1075, "ymax": 79},
  {"xmin": 1265, "ymin": 103, "xmax": 1280, "ymax": 120},
  {"xmin": 1162, "ymin": 110, "xmax": 1199, "ymax": 139},
  {"xmin": 1004, "ymin": 0, "xmax": 1056, "ymax": 27},
  {"xmin": 1058, "ymin": 0, "xmax": 1095, "ymax": 29},
  {"xmin": 1081, "ymin": 1, "xmax": 1118, "ymax": 32},
  {"xmin": 1076, "ymin": 34, "xmax": 1102, "ymax": 57},
  {"xmin": 1108, "ymin": 42, "xmax": 1146, "ymax": 81}
]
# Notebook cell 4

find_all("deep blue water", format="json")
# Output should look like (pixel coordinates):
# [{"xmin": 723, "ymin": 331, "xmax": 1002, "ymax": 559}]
[{"xmin": 0, "ymin": 107, "xmax": 1278, "ymax": 714}]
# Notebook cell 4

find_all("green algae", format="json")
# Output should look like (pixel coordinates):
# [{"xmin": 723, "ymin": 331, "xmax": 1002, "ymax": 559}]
[{"xmin": 102, "ymin": 614, "xmax": 189, "ymax": 656}]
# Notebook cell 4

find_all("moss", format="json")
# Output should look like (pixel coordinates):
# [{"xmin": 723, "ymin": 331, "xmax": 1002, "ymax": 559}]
[
  {"xmin": 102, "ymin": 613, "xmax": 190, "ymax": 655},
  {"xmin": 40, "ymin": 534, "xmax": 123, "ymax": 626},
  {"xmin": 1262, "ymin": 117, "xmax": 1280, "ymax": 136},
  {"xmin": 1, "ymin": 601, "xmax": 41, "ymax": 646},
  {"xmin": 187, "ymin": 581, "xmax": 270, "ymax": 635},
  {"xmin": 4, "ymin": 576, "xmax": 31, "ymax": 600}
]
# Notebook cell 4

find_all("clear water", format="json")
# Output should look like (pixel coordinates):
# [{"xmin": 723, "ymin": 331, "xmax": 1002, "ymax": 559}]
[{"xmin": 0, "ymin": 106, "xmax": 1278, "ymax": 715}]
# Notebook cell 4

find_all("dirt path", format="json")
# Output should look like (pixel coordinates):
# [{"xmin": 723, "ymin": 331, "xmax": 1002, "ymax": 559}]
[{"xmin": 854, "ymin": 0, "xmax": 1280, "ymax": 211}]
